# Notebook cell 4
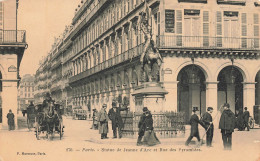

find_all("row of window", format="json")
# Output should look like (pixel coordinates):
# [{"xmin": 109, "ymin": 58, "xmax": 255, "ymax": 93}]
[
  {"xmin": 20, "ymin": 86, "xmax": 34, "ymax": 92},
  {"xmin": 73, "ymin": 0, "xmax": 145, "ymax": 55}
]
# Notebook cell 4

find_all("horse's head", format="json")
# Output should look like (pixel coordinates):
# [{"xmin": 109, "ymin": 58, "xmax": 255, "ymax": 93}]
[{"xmin": 45, "ymin": 102, "xmax": 55, "ymax": 117}]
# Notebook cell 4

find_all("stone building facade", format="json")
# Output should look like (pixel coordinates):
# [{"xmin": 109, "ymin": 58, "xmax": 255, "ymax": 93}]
[
  {"xmin": 18, "ymin": 74, "xmax": 35, "ymax": 111},
  {"xmin": 0, "ymin": 0, "xmax": 27, "ymax": 128},
  {"xmin": 34, "ymin": 0, "xmax": 260, "ymax": 122}
]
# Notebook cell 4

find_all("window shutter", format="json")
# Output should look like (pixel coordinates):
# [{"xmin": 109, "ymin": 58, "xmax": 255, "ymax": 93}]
[
  {"xmin": 254, "ymin": 13, "xmax": 259, "ymax": 48},
  {"xmin": 216, "ymin": 11, "xmax": 222, "ymax": 35},
  {"xmin": 241, "ymin": 13, "xmax": 247, "ymax": 36},
  {"xmin": 203, "ymin": 11, "xmax": 209, "ymax": 35},
  {"xmin": 216, "ymin": 11, "xmax": 222, "ymax": 47},
  {"xmin": 254, "ymin": 13, "xmax": 259, "ymax": 24},
  {"xmin": 254, "ymin": 26, "xmax": 259, "ymax": 37},
  {"xmin": 176, "ymin": 10, "xmax": 182, "ymax": 46},
  {"xmin": 203, "ymin": 11, "xmax": 209, "ymax": 47}
]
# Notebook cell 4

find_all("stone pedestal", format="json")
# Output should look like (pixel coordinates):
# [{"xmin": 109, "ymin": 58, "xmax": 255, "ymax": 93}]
[{"xmin": 132, "ymin": 82, "xmax": 168, "ymax": 113}]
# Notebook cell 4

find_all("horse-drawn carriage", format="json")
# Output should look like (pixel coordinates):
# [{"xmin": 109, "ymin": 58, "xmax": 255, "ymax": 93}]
[
  {"xmin": 34, "ymin": 102, "xmax": 64, "ymax": 140},
  {"xmin": 27, "ymin": 105, "xmax": 37, "ymax": 130}
]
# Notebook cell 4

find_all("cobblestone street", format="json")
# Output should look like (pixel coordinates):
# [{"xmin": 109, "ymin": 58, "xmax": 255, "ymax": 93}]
[{"xmin": 0, "ymin": 115, "xmax": 259, "ymax": 161}]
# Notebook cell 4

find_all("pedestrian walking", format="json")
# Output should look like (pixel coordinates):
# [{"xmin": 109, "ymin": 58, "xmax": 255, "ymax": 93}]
[
  {"xmin": 137, "ymin": 107, "xmax": 160, "ymax": 146},
  {"xmin": 243, "ymin": 107, "xmax": 250, "ymax": 131},
  {"xmin": 219, "ymin": 103, "xmax": 236, "ymax": 150},
  {"xmin": 90, "ymin": 109, "xmax": 98, "ymax": 130},
  {"xmin": 185, "ymin": 107, "xmax": 204, "ymax": 146},
  {"xmin": 97, "ymin": 104, "xmax": 109, "ymax": 139},
  {"xmin": 108, "ymin": 101, "xmax": 128, "ymax": 139},
  {"xmin": 236, "ymin": 109, "xmax": 244, "ymax": 131},
  {"xmin": 7, "ymin": 109, "xmax": 15, "ymax": 130},
  {"xmin": 201, "ymin": 107, "xmax": 214, "ymax": 147}
]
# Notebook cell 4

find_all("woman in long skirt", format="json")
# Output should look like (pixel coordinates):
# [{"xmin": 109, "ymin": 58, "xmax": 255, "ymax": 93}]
[{"xmin": 137, "ymin": 107, "xmax": 160, "ymax": 146}]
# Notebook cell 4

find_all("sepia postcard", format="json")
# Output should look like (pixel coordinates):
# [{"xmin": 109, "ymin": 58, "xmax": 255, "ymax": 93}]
[{"xmin": 0, "ymin": 0, "xmax": 260, "ymax": 161}]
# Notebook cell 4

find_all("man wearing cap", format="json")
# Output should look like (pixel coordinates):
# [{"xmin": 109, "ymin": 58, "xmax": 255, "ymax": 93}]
[
  {"xmin": 201, "ymin": 107, "xmax": 214, "ymax": 147},
  {"xmin": 219, "ymin": 103, "xmax": 236, "ymax": 150},
  {"xmin": 97, "ymin": 104, "xmax": 109, "ymax": 139},
  {"xmin": 108, "ymin": 101, "xmax": 128, "ymax": 139},
  {"xmin": 42, "ymin": 92, "xmax": 53, "ymax": 109},
  {"xmin": 243, "ymin": 107, "xmax": 250, "ymax": 131},
  {"xmin": 185, "ymin": 107, "xmax": 204, "ymax": 146}
]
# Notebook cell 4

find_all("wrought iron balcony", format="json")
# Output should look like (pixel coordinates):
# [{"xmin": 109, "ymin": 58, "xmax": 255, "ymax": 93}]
[
  {"xmin": 156, "ymin": 35, "xmax": 259, "ymax": 50},
  {"xmin": 0, "ymin": 30, "xmax": 26, "ymax": 44}
]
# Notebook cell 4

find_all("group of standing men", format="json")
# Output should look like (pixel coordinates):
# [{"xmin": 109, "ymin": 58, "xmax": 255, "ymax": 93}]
[
  {"xmin": 96, "ymin": 101, "xmax": 128, "ymax": 139},
  {"xmin": 185, "ymin": 103, "xmax": 250, "ymax": 150},
  {"xmin": 236, "ymin": 107, "xmax": 250, "ymax": 131}
]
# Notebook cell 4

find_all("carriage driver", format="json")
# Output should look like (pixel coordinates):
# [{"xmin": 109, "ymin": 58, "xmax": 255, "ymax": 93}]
[{"xmin": 42, "ymin": 92, "xmax": 54, "ymax": 109}]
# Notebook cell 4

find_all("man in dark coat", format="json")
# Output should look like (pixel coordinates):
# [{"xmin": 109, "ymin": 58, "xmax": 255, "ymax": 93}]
[
  {"xmin": 108, "ymin": 101, "xmax": 128, "ymax": 138},
  {"xmin": 185, "ymin": 107, "xmax": 204, "ymax": 146},
  {"xmin": 243, "ymin": 107, "xmax": 250, "ymax": 131},
  {"xmin": 42, "ymin": 93, "xmax": 53, "ymax": 109},
  {"xmin": 219, "ymin": 103, "xmax": 236, "ymax": 150},
  {"xmin": 236, "ymin": 109, "xmax": 244, "ymax": 131},
  {"xmin": 7, "ymin": 109, "xmax": 15, "ymax": 130},
  {"xmin": 201, "ymin": 107, "xmax": 214, "ymax": 147}
]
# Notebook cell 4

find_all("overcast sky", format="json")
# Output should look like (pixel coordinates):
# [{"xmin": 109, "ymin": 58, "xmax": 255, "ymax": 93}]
[{"xmin": 18, "ymin": 0, "xmax": 81, "ymax": 77}]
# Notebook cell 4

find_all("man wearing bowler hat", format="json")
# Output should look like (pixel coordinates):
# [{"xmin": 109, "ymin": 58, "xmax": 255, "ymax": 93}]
[
  {"xmin": 108, "ymin": 101, "xmax": 128, "ymax": 139},
  {"xmin": 201, "ymin": 107, "xmax": 214, "ymax": 147},
  {"xmin": 185, "ymin": 107, "xmax": 204, "ymax": 146}
]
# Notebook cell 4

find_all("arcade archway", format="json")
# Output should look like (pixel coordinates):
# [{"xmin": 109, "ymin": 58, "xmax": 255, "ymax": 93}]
[
  {"xmin": 177, "ymin": 65, "xmax": 206, "ymax": 123},
  {"xmin": 217, "ymin": 66, "xmax": 243, "ymax": 113}
]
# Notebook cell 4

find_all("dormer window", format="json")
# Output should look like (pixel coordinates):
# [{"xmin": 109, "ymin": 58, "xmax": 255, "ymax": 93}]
[{"xmin": 217, "ymin": 0, "xmax": 246, "ymax": 6}]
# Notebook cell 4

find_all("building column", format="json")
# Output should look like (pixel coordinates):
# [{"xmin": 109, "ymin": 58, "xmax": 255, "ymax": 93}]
[
  {"xmin": 243, "ymin": 82, "xmax": 256, "ymax": 116},
  {"xmin": 1, "ymin": 80, "xmax": 18, "ymax": 129},
  {"xmin": 256, "ymin": 74, "xmax": 260, "ymax": 105},
  {"xmin": 129, "ymin": 82, "xmax": 135, "ymax": 111},
  {"xmin": 227, "ymin": 83, "xmax": 236, "ymax": 113},
  {"xmin": 163, "ymin": 81, "xmax": 178, "ymax": 112},
  {"xmin": 206, "ymin": 82, "xmax": 218, "ymax": 121}
]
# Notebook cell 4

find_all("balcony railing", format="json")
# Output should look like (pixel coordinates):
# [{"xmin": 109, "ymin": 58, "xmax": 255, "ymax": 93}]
[
  {"xmin": 157, "ymin": 35, "xmax": 259, "ymax": 50},
  {"xmin": 0, "ymin": 30, "xmax": 26, "ymax": 44},
  {"xmin": 69, "ymin": 43, "xmax": 144, "ymax": 83}
]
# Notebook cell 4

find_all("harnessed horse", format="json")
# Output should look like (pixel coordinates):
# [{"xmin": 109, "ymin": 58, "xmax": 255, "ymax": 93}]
[{"xmin": 44, "ymin": 101, "xmax": 58, "ymax": 135}]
